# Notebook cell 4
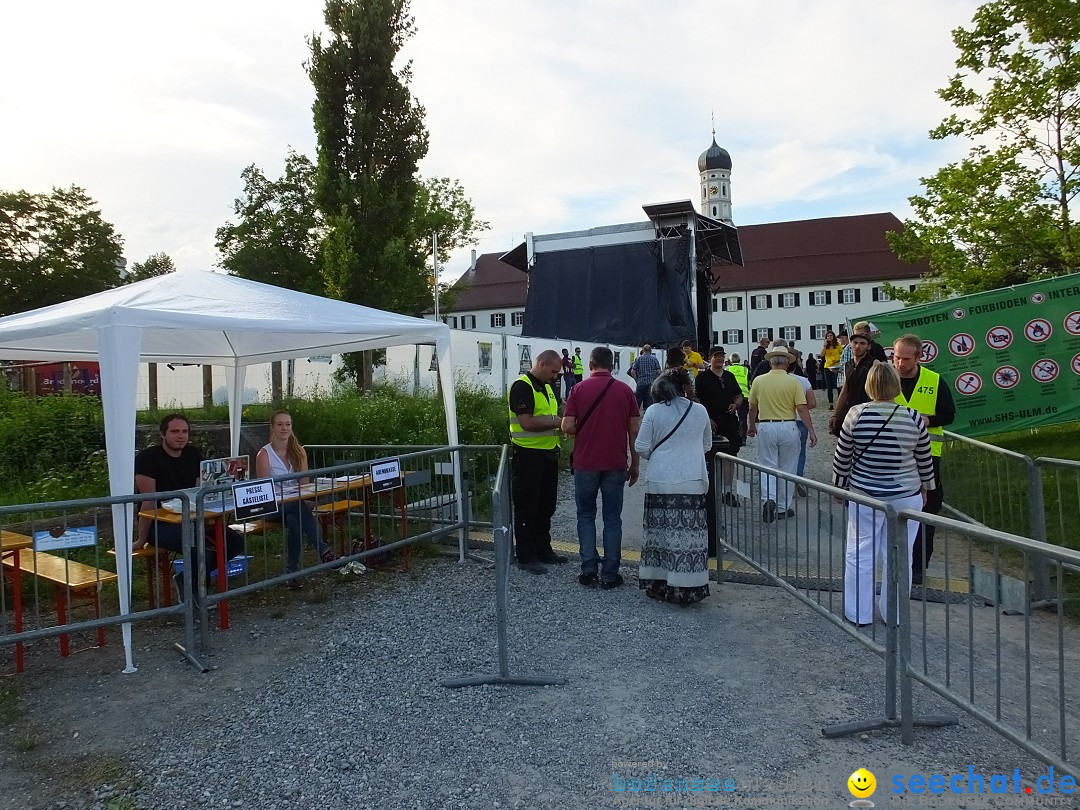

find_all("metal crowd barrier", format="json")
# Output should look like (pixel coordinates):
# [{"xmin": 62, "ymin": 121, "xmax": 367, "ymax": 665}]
[
  {"xmin": 1035, "ymin": 456, "xmax": 1080, "ymax": 578},
  {"xmin": 0, "ymin": 490, "xmax": 200, "ymax": 674},
  {"xmin": 717, "ymin": 453, "xmax": 1079, "ymax": 780}
]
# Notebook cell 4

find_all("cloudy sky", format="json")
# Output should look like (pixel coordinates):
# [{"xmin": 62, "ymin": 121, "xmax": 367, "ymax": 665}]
[{"xmin": 1, "ymin": 0, "xmax": 983, "ymax": 283}]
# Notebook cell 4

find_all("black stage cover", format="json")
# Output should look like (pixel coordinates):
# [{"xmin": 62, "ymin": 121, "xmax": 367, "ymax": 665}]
[{"xmin": 521, "ymin": 237, "xmax": 695, "ymax": 346}]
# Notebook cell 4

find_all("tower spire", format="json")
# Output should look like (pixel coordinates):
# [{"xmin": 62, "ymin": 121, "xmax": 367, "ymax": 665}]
[{"xmin": 711, "ymin": 110, "xmax": 715, "ymax": 140}]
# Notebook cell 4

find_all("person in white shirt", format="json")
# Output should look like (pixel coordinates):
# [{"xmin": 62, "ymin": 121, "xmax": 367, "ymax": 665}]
[{"xmin": 254, "ymin": 410, "xmax": 339, "ymax": 589}]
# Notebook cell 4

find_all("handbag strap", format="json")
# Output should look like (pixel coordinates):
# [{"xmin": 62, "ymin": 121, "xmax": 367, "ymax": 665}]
[
  {"xmin": 575, "ymin": 376, "xmax": 616, "ymax": 435},
  {"xmin": 849, "ymin": 403, "xmax": 902, "ymax": 469},
  {"xmin": 653, "ymin": 399, "xmax": 693, "ymax": 452}
]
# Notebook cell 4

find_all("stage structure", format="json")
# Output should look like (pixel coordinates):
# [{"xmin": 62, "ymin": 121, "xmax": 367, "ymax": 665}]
[{"xmin": 501, "ymin": 201, "xmax": 742, "ymax": 348}]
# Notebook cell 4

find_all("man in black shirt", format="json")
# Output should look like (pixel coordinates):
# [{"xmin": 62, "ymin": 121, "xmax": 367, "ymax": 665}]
[
  {"xmin": 695, "ymin": 347, "xmax": 745, "ymax": 555},
  {"xmin": 829, "ymin": 332, "xmax": 875, "ymax": 437},
  {"xmin": 135, "ymin": 413, "xmax": 244, "ymax": 604}
]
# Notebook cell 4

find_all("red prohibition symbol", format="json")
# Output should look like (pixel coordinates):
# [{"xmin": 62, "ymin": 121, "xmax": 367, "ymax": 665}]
[
  {"xmin": 950, "ymin": 333, "xmax": 975, "ymax": 357},
  {"xmin": 955, "ymin": 371, "xmax": 983, "ymax": 395},
  {"xmin": 1065, "ymin": 311, "xmax": 1080, "ymax": 336},
  {"xmin": 1025, "ymin": 318, "xmax": 1052, "ymax": 343},
  {"xmin": 993, "ymin": 365, "xmax": 1020, "ymax": 389},
  {"xmin": 985, "ymin": 326, "xmax": 1013, "ymax": 350},
  {"xmin": 1031, "ymin": 358, "xmax": 1059, "ymax": 383}
]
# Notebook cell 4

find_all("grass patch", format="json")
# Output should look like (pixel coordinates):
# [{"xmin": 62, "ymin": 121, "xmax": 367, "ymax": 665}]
[{"xmin": 0, "ymin": 681, "xmax": 20, "ymax": 725}]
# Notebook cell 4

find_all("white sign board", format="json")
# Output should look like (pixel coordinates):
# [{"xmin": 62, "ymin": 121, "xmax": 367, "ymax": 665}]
[
  {"xmin": 370, "ymin": 458, "xmax": 403, "ymax": 494},
  {"xmin": 34, "ymin": 526, "xmax": 97, "ymax": 551},
  {"xmin": 232, "ymin": 478, "xmax": 279, "ymax": 520}
]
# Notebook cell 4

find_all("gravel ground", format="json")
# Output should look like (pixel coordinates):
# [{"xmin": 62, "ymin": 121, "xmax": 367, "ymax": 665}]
[{"xmin": 0, "ymin": 401, "xmax": 1069, "ymax": 809}]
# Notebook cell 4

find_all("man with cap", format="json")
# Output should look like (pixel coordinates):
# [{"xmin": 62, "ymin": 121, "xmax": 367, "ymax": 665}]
[
  {"xmin": 892, "ymin": 333, "xmax": 956, "ymax": 584},
  {"xmin": 695, "ymin": 347, "xmax": 745, "ymax": 552},
  {"xmin": 829, "ymin": 331, "xmax": 876, "ymax": 437},
  {"xmin": 853, "ymin": 320, "xmax": 888, "ymax": 363},
  {"xmin": 747, "ymin": 345, "xmax": 817, "ymax": 523}
]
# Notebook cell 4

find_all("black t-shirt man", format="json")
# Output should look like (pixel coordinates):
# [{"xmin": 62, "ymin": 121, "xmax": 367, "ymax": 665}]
[
  {"xmin": 134, "ymin": 444, "xmax": 203, "ymax": 498},
  {"xmin": 695, "ymin": 367, "xmax": 744, "ymax": 451}
]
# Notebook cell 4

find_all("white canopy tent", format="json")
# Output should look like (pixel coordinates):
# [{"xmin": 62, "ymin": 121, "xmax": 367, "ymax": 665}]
[{"xmin": 0, "ymin": 269, "xmax": 461, "ymax": 672}]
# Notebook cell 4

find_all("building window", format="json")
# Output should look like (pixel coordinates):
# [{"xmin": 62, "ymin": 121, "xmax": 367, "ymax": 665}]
[
  {"xmin": 490, "ymin": 313, "xmax": 505, "ymax": 328},
  {"xmin": 751, "ymin": 294, "xmax": 772, "ymax": 310},
  {"xmin": 723, "ymin": 329, "xmax": 743, "ymax": 344},
  {"xmin": 712, "ymin": 331, "xmax": 719, "ymax": 346},
  {"xmin": 711, "ymin": 205, "xmax": 717, "ymax": 217},
  {"xmin": 811, "ymin": 290, "xmax": 830, "ymax": 306},
  {"xmin": 779, "ymin": 292, "xmax": 800, "ymax": 308},
  {"xmin": 722, "ymin": 184, "xmax": 726, "ymax": 196},
  {"xmin": 872, "ymin": 286, "xmax": 892, "ymax": 302},
  {"xmin": 722, "ymin": 296, "xmax": 742, "ymax": 312},
  {"xmin": 511, "ymin": 311, "xmax": 524, "ymax": 326},
  {"xmin": 449, "ymin": 316, "xmax": 458, "ymax": 329},
  {"xmin": 780, "ymin": 326, "xmax": 802, "ymax": 342},
  {"xmin": 753, "ymin": 327, "xmax": 772, "ymax": 342},
  {"xmin": 909, "ymin": 284, "xmax": 919, "ymax": 292},
  {"xmin": 462, "ymin": 315, "xmax": 476, "ymax": 329},
  {"xmin": 711, "ymin": 298, "xmax": 718, "ymax": 313},
  {"xmin": 811, "ymin": 324, "xmax": 830, "ymax": 341},
  {"xmin": 839, "ymin": 288, "xmax": 860, "ymax": 304}
]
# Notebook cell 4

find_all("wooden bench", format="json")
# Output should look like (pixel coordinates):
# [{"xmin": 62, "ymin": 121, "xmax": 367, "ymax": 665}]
[
  {"xmin": 108, "ymin": 544, "xmax": 176, "ymax": 610},
  {"xmin": 2, "ymin": 549, "xmax": 118, "ymax": 657}
]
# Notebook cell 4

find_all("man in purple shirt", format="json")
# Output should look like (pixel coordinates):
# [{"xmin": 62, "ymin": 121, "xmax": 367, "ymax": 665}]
[{"xmin": 561, "ymin": 347, "xmax": 640, "ymax": 589}]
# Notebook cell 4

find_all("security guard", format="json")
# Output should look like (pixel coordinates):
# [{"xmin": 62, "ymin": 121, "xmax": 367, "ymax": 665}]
[
  {"xmin": 508, "ymin": 349, "xmax": 567, "ymax": 574},
  {"xmin": 572, "ymin": 347, "xmax": 585, "ymax": 383},
  {"xmin": 891, "ymin": 333, "xmax": 956, "ymax": 584}
]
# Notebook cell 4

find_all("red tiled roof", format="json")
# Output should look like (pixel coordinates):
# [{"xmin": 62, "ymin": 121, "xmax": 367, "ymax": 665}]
[
  {"xmin": 445, "ymin": 252, "xmax": 527, "ymax": 311},
  {"xmin": 711, "ymin": 212, "xmax": 928, "ymax": 292}
]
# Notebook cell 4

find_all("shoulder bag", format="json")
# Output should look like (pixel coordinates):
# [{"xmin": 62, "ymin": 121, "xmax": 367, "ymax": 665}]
[{"xmin": 652, "ymin": 398, "xmax": 694, "ymax": 453}]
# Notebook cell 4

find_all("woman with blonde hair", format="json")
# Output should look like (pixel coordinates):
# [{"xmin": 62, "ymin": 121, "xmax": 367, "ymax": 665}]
[
  {"xmin": 255, "ymin": 410, "xmax": 339, "ymax": 589},
  {"xmin": 832, "ymin": 363, "xmax": 935, "ymax": 625}
]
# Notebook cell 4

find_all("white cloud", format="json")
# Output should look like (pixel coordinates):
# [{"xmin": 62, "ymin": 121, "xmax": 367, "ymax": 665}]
[{"xmin": 1, "ymin": 0, "xmax": 983, "ymax": 279}]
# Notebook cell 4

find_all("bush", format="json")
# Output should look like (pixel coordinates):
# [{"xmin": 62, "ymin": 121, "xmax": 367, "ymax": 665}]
[{"xmin": 0, "ymin": 389, "xmax": 105, "ymax": 482}]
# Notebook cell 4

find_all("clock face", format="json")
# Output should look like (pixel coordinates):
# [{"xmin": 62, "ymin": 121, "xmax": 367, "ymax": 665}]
[{"xmin": 709, "ymin": 185, "xmax": 719, "ymax": 196}]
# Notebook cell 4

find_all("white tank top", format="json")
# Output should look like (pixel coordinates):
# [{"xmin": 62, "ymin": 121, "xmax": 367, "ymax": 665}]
[{"xmin": 261, "ymin": 443, "xmax": 295, "ymax": 482}]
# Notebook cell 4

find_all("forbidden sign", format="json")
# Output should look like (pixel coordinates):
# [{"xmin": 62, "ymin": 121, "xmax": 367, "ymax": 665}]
[
  {"xmin": 920, "ymin": 340, "xmax": 939, "ymax": 364},
  {"xmin": 993, "ymin": 365, "xmax": 1020, "ymax": 390},
  {"xmin": 1031, "ymin": 292, "xmax": 1046, "ymax": 304},
  {"xmin": 1025, "ymin": 318, "xmax": 1052, "ymax": 343},
  {"xmin": 1072, "ymin": 353, "xmax": 1080, "ymax": 376},
  {"xmin": 949, "ymin": 333, "xmax": 975, "ymax": 357},
  {"xmin": 955, "ymin": 371, "xmax": 983, "ymax": 396},
  {"xmin": 985, "ymin": 326, "xmax": 1013, "ymax": 351},
  {"xmin": 1065, "ymin": 311, "xmax": 1080, "ymax": 336},
  {"xmin": 519, "ymin": 345, "xmax": 532, "ymax": 373},
  {"xmin": 1031, "ymin": 359, "xmax": 1059, "ymax": 383}
]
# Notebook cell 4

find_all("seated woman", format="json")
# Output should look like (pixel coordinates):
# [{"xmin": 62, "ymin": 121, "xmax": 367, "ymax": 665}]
[{"xmin": 255, "ymin": 410, "xmax": 339, "ymax": 590}]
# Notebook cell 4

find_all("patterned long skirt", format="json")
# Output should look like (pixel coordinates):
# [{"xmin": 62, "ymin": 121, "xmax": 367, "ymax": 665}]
[{"xmin": 639, "ymin": 491, "xmax": 710, "ymax": 605}]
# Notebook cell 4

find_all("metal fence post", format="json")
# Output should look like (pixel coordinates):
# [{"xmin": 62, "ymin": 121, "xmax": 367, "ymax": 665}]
[{"xmin": 1025, "ymin": 458, "xmax": 1053, "ymax": 605}]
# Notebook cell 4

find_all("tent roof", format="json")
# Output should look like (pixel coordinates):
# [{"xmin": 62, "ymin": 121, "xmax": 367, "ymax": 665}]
[{"xmin": 0, "ymin": 269, "xmax": 448, "ymax": 365}]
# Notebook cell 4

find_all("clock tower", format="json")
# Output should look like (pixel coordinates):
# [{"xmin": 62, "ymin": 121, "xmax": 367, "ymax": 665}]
[{"xmin": 698, "ymin": 132, "xmax": 733, "ymax": 224}]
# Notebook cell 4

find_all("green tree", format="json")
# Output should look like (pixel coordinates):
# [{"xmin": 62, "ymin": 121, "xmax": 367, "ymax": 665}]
[
  {"xmin": 417, "ymin": 176, "xmax": 489, "ymax": 314},
  {"xmin": 215, "ymin": 150, "xmax": 324, "ymax": 294},
  {"xmin": 0, "ymin": 186, "xmax": 124, "ymax": 316},
  {"xmin": 307, "ymin": 0, "xmax": 431, "ymax": 317},
  {"xmin": 125, "ymin": 251, "xmax": 176, "ymax": 283},
  {"xmin": 889, "ymin": 0, "xmax": 1080, "ymax": 302}
]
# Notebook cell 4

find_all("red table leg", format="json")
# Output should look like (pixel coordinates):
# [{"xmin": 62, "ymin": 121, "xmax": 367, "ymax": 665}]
[{"xmin": 214, "ymin": 518, "xmax": 229, "ymax": 630}]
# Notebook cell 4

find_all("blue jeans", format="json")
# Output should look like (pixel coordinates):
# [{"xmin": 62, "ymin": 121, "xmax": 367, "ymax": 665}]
[
  {"xmin": 796, "ymin": 420, "xmax": 808, "ymax": 476},
  {"xmin": 265, "ymin": 500, "xmax": 330, "ymax": 573},
  {"xmin": 575, "ymin": 469, "xmax": 626, "ymax": 581}
]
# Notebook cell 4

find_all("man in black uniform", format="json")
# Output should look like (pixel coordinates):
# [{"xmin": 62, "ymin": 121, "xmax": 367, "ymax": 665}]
[
  {"xmin": 135, "ymin": 413, "xmax": 244, "ymax": 604},
  {"xmin": 695, "ymin": 347, "xmax": 745, "ymax": 556},
  {"xmin": 508, "ymin": 350, "xmax": 565, "ymax": 574},
  {"xmin": 829, "ymin": 332, "xmax": 875, "ymax": 437}
]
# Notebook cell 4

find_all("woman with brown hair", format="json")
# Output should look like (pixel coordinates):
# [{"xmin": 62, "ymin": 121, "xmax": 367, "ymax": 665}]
[
  {"xmin": 820, "ymin": 331, "xmax": 842, "ymax": 406},
  {"xmin": 255, "ymin": 410, "xmax": 339, "ymax": 589}
]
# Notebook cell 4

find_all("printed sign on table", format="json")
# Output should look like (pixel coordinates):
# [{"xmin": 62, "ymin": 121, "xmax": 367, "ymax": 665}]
[
  {"xmin": 232, "ymin": 478, "xmax": 279, "ymax": 521},
  {"xmin": 856, "ymin": 272, "xmax": 1080, "ymax": 436},
  {"xmin": 370, "ymin": 457, "xmax": 403, "ymax": 494},
  {"xmin": 34, "ymin": 526, "xmax": 97, "ymax": 552}
]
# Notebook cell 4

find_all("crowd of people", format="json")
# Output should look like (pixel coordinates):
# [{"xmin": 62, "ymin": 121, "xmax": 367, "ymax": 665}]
[{"xmin": 508, "ymin": 326, "xmax": 954, "ymax": 621}]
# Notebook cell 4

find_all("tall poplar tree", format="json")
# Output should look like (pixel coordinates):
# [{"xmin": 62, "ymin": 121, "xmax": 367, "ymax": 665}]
[
  {"xmin": 889, "ymin": 0, "xmax": 1080, "ymax": 301},
  {"xmin": 307, "ymin": 0, "xmax": 430, "ymax": 317}
]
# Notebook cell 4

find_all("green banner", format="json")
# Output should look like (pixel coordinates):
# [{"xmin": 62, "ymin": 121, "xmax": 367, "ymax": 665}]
[{"xmin": 858, "ymin": 272, "xmax": 1080, "ymax": 437}]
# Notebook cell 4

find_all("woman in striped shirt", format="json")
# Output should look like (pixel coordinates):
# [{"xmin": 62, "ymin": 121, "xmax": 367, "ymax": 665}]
[{"xmin": 832, "ymin": 363, "xmax": 936, "ymax": 625}]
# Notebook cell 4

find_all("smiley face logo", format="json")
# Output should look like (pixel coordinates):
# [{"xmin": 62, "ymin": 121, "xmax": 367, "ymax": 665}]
[{"xmin": 848, "ymin": 768, "xmax": 877, "ymax": 798}]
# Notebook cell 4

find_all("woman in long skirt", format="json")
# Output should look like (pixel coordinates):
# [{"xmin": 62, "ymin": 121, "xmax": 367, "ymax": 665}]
[{"xmin": 634, "ymin": 368, "xmax": 713, "ymax": 604}]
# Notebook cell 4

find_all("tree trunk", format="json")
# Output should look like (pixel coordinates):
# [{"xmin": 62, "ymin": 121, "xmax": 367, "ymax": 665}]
[
  {"xmin": 271, "ymin": 361, "xmax": 283, "ymax": 403},
  {"xmin": 202, "ymin": 365, "xmax": 213, "ymax": 409},
  {"xmin": 148, "ymin": 363, "xmax": 158, "ymax": 410}
]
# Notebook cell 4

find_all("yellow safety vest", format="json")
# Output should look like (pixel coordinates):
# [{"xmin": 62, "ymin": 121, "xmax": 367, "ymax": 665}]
[
  {"xmin": 508, "ymin": 374, "xmax": 559, "ymax": 450},
  {"xmin": 728, "ymin": 364, "xmax": 749, "ymax": 397},
  {"xmin": 896, "ymin": 366, "xmax": 944, "ymax": 457},
  {"xmin": 572, "ymin": 355, "xmax": 584, "ymax": 376}
]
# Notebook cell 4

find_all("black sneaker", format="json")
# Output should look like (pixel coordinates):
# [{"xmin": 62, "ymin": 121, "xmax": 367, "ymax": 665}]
[
  {"xmin": 539, "ymin": 552, "xmax": 568, "ymax": 564},
  {"xmin": 599, "ymin": 574, "xmax": 625, "ymax": 590},
  {"xmin": 577, "ymin": 572, "xmax": 599, "ymax": 588},
  {"xmin": 286, "ymin": 577, "xmax": 303, "ymax": 591},
  {"xmin": 796, "ymin": 484, "xmax": 809, "ymax": 497},
  {"xmin": 777, "ymin": 509, "xmax": 796, "ymax": 520},
  {"xmin": 761, "ymin": 500, "xmax": 777, "ymax": 524},
  {"xmin": 721, "ymin": 491, "xmax": 740, "ymax": 508},
  {"xmin": 516, "ymin": 561, "xmax": 548, "ymax": 575}
]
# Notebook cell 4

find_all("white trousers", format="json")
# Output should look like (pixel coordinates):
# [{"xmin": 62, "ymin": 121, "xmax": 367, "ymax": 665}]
[
  {"xmin": 756, "ymin": 421, "xmax": 800, "ymax": 509},
  {"xmin": 843, "ymin": 493, "xmax": 923, "ymax": 624}
]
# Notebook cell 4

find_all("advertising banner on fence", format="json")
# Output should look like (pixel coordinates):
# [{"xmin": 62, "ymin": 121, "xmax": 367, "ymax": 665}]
[{"xmin": 858, "ymin": 272, "xmax": 1080, "ymax": 438}]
